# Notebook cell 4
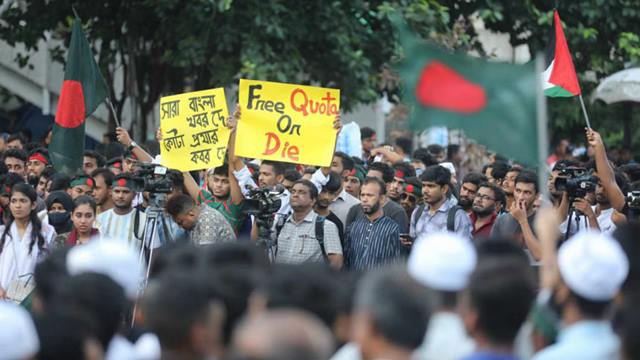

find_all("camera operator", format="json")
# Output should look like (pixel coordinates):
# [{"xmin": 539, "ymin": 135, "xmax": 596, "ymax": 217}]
[
  {"xmin": 274, "ymin": 180, "xmax": 343, "ymax": 268},
  {"xmin": 165, "ymin": 193, "xmax": 236, "ymax": 246}
]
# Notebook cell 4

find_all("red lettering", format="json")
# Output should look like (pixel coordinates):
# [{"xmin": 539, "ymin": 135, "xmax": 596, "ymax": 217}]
[
  {"xmin": 262, "ymin": 132, "xmax": 281, "ymax": 155},
  {"xmin": 291, "ymin": 89, "xmax": 339, "ymax": 116},
  {"xmin": 262, "ymin": 132, "xmax": 300, "ymax": 161},
  {"xmin": 290, "ymin": 88, "xmax": 308, "ymax": 116}
]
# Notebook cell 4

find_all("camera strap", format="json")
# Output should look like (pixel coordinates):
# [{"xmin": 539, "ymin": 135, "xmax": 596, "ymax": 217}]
[{"xmin": 315, "ymin": 216, "xmax": 327, "ymax": 262}]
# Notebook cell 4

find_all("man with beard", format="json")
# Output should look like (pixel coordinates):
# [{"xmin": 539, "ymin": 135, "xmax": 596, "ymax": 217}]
[
  {"xmin": 388, "ymin": 163, "xmax": 415, "ymax": 203},
  {"xmin": 470, "ymin": 183, "xmax": 505, "ymax": 239},
  {"xmin": 91, "ymin": 168, "xmax": 115, "ymax": 214},
  {"xmin": 344, "ymin": 177, "xmax": 404, "ymax": 270},
  {"xmin": 274, "ymin": 180, "xmax": 343, "ymax": 268},
  {"xmin": 458, "ymin": 172, "xmax": 487, "ymax": 215},
  {"xmin": 4, "ymin": 148, "xmax": 27, "ymax": 179},
  {"xmin": 26, "ymin": 148, "xmax": 49, "ymax": 187},
  {"xmin": 96, "ymin": 173, "xmax": 147, "ymax": 249}
]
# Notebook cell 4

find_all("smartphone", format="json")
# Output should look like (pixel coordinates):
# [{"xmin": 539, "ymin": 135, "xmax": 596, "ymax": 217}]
[{"xmin": 399, "ymin": 233, "xmax": 414, "ymax": 246}]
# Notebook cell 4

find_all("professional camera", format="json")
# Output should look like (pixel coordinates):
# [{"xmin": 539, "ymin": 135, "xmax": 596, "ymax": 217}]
[
  {"xmin": 627, "ymin": 191, "xmax": 640, "ymax": 210},
  {"xmin": 554, "ymin": 166, "xmax": 597, "ymax": 199},
  {"xmin": 132, "ymin": 163, "xmax": 173, "ymax": 193},
  {"xmin": 243, "ymin": 185, "xmax": 283, "ymax": 217}
]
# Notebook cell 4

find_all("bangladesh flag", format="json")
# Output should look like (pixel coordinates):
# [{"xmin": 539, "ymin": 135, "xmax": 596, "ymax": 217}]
[
  {"xmin": 542, "ymin": 10, "xmax": 581, "ymax": 97},
  {"xmin": 394, "ymin": 18, "xmax": 541, "ymax": 166},
  {"xmin": 50, "ymin": 18, "xmax": 108, "ymax": 174}
]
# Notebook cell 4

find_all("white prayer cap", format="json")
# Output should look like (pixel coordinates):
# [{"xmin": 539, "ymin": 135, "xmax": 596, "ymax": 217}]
[
  {"xmin": 67, "ymin": 239, "xmax": 143, "ymax": 300},
  {"xmin": 558, "ymin": 230, "xmax": 629, "ymax": 301},
  {"xmin": 0, "ymin": 302, "xmax": 39, "ymax": 360},
  {"xmin": 408, "ymin": 231, "xmax": 477, "ymax": 291},
  {"xmin": 439, "ymin": 162, "xmax": 456, "ymax": 176}
]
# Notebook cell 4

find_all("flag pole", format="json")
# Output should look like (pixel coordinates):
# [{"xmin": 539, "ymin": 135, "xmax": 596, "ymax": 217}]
[
  {"xmin": 578, "ymin": 94, "xmax": 592, "ymax": 129},
  {"xmin": 536, "ymin": 53, "xmax": 550, "ymax": 197},
  {"xmin": 106, "ymin": 97, "xmax": 121, "ymax": 128}
]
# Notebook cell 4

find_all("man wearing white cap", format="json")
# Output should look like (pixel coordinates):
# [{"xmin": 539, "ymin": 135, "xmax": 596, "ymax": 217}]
[
  {"xmin": 532, "ymin": 231, "xmax": 629, "ymax": 360},
  {"xmin": 408, "ymin": 232, "xmax": 477, "ymax": 360},
  {"xmin": 0, "ymin": 301, "xmax": 39, "ymax": 360}
]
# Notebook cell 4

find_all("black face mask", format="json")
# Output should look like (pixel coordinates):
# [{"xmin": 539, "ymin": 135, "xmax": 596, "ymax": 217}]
[{"xmin": 48, "ymin": 211, "xmax": 70, "ymax": 227}]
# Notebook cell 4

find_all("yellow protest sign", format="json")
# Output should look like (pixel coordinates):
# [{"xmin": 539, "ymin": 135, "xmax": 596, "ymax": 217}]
[
  {"xmin": 235, "ymin": 79, "xmax": 340, "ymax": 166},
  {"xmin": 159, "ymin": 88, "xmax": 230, "ymax": 172}
]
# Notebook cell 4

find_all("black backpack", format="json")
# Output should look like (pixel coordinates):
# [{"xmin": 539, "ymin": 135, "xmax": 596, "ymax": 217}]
[
  {"xmin": 412, "ymin": 204, "xmax": 463, "ymax": 232},
  {"xmin": 276, "ymin": 215, "xmax": 327, "ymax": 262}
]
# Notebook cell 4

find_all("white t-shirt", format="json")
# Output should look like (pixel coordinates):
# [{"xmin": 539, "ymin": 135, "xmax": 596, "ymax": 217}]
[
  {"xmin": 0, "ymin": 222, "xmax": 55, "ymax": 290},
  {"xmin": 96, "ymin": 208, "xmax": 147, "ymax": 250}
]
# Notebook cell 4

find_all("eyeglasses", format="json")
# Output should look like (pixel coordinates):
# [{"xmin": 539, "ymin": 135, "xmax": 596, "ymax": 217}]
[
  {"xmin": 401, "ymin": 193, "xmax": 418, "ymax": 202},
  {"xmin": 476, "ymin": 194, "xmax": 495, "ymax": 201}
]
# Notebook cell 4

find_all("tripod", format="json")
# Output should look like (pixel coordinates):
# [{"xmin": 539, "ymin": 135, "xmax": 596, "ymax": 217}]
[
  {"xmin": 131, "ymin": 192, "xmax": 170, "ymax": 326},
  {"xmin": 254, "ymin": 213, "xmax": 278, "ymax": 262},
  {"xmin": 564, "ymin": 200, "xmax": 587, "ymax": 242}
]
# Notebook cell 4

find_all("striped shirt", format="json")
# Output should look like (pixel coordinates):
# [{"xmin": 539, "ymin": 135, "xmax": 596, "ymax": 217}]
[
  {"xmin": 96, "ymin": 208, "xmax": 146, "ymax": 250},
  {"xmin": 344, "ymin": 215, "xmax": 403, "ymax": 271}
]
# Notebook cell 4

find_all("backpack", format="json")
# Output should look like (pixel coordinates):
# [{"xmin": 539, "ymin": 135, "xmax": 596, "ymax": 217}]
[
  {"xmin": 276, "ymin": 215, "xmax": 327, "ymax": 262},
  {"xmin": 412, "ymin": 204, "xmax": 463, "ymax": 232}
]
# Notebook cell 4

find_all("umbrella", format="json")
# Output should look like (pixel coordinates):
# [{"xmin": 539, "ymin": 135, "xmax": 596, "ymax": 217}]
[{"xmin": 592, "ymin": 68, "xmax": 640, "ymax": 104}]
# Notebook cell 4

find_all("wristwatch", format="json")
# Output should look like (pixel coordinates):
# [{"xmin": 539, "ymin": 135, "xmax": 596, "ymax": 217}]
[{"xmin": 127, "ymin": 141, "xmax": 138, "ymax": 151}]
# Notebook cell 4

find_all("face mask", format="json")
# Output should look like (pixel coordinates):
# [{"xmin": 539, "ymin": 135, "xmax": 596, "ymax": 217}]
[{"xmin": 48, "ymin": 211, "xmax": 70, "ymax": 226}]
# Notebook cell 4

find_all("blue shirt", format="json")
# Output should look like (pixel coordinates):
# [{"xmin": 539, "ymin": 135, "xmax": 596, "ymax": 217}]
[
  {"xmin": 344, "ymin": 215, "xmax": 403, "ymax": 271},
  {"xmin": 410, "ymin": 198, "xmax": 472, "ymax": 239},
  {"xmin": 461, "ymin": 352, "xmax": 519, "ymax": 360},
  {"xmin": 532, "ymin": 320, "xmax": 621, "ymax": 360}
]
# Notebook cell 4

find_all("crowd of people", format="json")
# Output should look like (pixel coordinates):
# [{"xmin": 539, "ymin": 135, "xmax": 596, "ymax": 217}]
[{"xmin": 0, "ymin": 108, "xmax": 639, "ymax": 360}]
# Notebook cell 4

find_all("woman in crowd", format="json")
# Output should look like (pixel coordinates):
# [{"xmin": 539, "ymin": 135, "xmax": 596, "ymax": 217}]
[
  {"xmin": 0, "ymin": 183, "xmax": 56, "ymax": 298},
  {"xmin": 62, "ymin": 195, "xmax": 100, "ymax": 246},
  {"xmin": 46, "ymin": 191, "xmax": 74, "ymax": 238}
]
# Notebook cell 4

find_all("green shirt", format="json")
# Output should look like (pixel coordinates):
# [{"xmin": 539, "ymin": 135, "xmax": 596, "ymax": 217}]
[{"xmin": 197, "ymin": 189, "xmax": 246, "ymax": 232}]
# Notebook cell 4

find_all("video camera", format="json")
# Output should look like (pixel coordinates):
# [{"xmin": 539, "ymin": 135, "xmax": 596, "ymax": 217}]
[
  {"xmin": 132, "ymin": 163, "xmax": 174, "ymax": 194},
  {"xmin": 626, "ymin": 191, "xmax": 640, "ymax": 210},
  {"xmin": 243, "ymin": 184, "xmax": 284, "ymax": 218},
  {"xmin": 554, "ymin": 166, "xmax": 597, "ymax": 199}
]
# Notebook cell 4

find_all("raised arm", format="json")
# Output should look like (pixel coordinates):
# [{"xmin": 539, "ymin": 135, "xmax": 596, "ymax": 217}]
[
  {"xmin": 586, "ymin": 128, "xmax": 625, "ymax": 211},
  {"xmin": 116, "ymin": 127, "xmax": 154, "ymax": 162}
]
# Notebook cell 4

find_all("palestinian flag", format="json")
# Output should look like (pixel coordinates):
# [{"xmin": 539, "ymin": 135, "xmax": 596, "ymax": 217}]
[
  {"xmin": 50, "ymin": 18, "xmax": 108, "ymax": 175},
  {"xmin": 394, "ymin": 17, "xmax": 540, "ymax": 166},
  {"xmin": 542, "ymin": 10, "xmax": 581, "ymax": 97}
]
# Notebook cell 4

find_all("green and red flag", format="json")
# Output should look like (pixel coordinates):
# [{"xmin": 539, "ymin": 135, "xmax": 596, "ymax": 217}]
[
  {"xmin": 394, "ymin": 18, "xmax": 540, "ymax": 166},
  {"xmin": 50, "ymin": 18, "xmax": 108, "ymax": 174},
  {"xmin": 542, "ymin": 10, "xmax": 581, "ymax": 97}
]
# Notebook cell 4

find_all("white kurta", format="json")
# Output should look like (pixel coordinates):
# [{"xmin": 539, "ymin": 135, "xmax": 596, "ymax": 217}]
[{"xmin": 0, "ymin": 222, "xmax": 56, "ymax": 290}]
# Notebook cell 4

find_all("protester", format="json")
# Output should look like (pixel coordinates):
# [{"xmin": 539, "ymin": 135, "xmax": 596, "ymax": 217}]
[
  {"xmin": 90, "ymin": 168, "xmax": 115, "ymax": 214},
  {"xmin": 470, "ymin": 183, "xmax": 504, "ymax": 239},
  {"xmin": 274, "ymin": 180, "xmax": 343, "ymax": 268},
  {"xmin": 344, "ymin": 164, "xmax": 366, "ymax": 198},
  {"xmin": 458, "ymin": 172, "xmax": 488, "ymax": 214},
  {"xmin": 95, "ymin": 173, "xmax": 146, "ymax": 249},
  {"xmin": 344, "ymin": 177, "xmax": 404, "ymax": 270},
  {"xmin": 532, "ymin": 231, "xmax": 629, "ymax": 359},
  {"xmin": 282, "ymin": 168, "xmax": 302, "ymax": 191},
  {"xmin": 45, "ymin": 190, "xmax": 74, "ymax": 239},
  {"xmin": 409, "ymin": 232, "xmax": 477, "ymax": 360},
  {"xmin": 184, "ymin": 162, "xmax": 247, "ymax": 233},
  {"xmin": 459, "ymin": 256, "xmax": 536, "ymax": 360},
  {"xmin": 400, "ymin": 176, "xmax": 422, "ymax": 219},
  {"xmin": 0, "ymin": 183, "xmax": 55, "ymax": 300},
  {"xmin": 165, "ymin": 193, "xmax": 235, "ymax": 246},
  {"xmin": 4, "ymin": 148, "xmax": 27, "ymax": 179},
  {"xmin": 331, "ymin": 151, "xmax": 356, "ymax": 179},
  {"xmin": 502, "ymin": 166, "xmax": 521, "ymax": 211},
  {"xmin": 26, "ymin": 148, "xmax": 49, "ymax": 185},
  {"xmin": 83, "ymin": 150, "xmax": 105, "ymax": 175},
  {"xmin": 410, "ymin": 165, "xmax": 472, "ymax": 240},
  {"xmin": 388, "ymin": 163, "xmax": 415, "ymax": 203},
  {"xmin": 346, "ymin": 162, "xmax": 409, "ymax": 233},
  {"xmin": 315, "ymin": 172, "xmax": 346, "ymax": 244},
  {"xmin": 54, "ymin": 195, "xmax": 99, "ymax": 247},
  {"xmin": 322, "ymin": 169, "xmax": 360, "ymax": 227},
  {"xmin": 352, "ymin": 267, "xmax": 432, "ymax": 360},
  {"xmin": 6, "ymin": 134, "xmax": 26, "ymax": 150},
  {"xmin": 231, "ymin": 309, "xmax": 335, "ymax": 360},
  {"xmin": 67, "ymin": 174, "xmax": 95, "ymax": 199},
  {"xmin": 360, "ymin": 127, "xmax": 377, "ymax": 161},
  {"xmin": 491, "ymin": 171, "xmax": 540, "ymax": 260}
]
